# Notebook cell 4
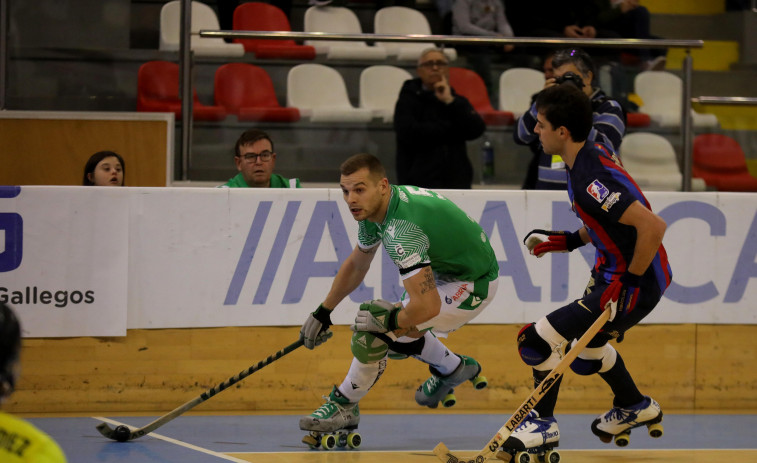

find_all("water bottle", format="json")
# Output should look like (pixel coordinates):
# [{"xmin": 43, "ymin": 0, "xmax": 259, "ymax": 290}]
[{"xmin": 481, "ymin": 136, "xmax": 494, "ymax": 185}]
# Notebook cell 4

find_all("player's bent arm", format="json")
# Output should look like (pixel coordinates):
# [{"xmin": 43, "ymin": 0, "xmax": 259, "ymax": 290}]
[
  {"xmin": 577, "ymin": 226, "xmax": 591, "ymax": 246},
  {"xmin": 618, "ymin": 200, "xmax": 667, "ymax": 276},
  {"xmin": 396, "ymin": 265, "xmax": 441, "ymax": 330},
  {"xmin": 323, "ymin": 244, "xmax": 378, "ymax": 310}
]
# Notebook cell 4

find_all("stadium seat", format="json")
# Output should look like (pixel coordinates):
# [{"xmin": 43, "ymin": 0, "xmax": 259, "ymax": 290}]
[
  {"xmin": 160, "ymin": 1, "xmax": 244, "ymax": 57},
  {"xmin": 359, "ymin": 65, "xmax": 413, "ymax": 123},
  {"xmin": 214, "ymin": 63, "xmax": 300, "ymax": 123},
  {"xmin": 619, "ymin": 132, "xmax": 706, "ymax": 191},
  {"xmin": 498, "ymin": 68, "xmax": 544, "ymax": 120},
  {"xmin": 373, "ymin": 6, "xmax": 456, "ymax": 61},
  {"xmin": 303, "ymin": 6, "xmax": 387, "ymax": 60},
  {"xmin": 232, "ymin": 2, "xmax": 315, "ymax": 60},
  {"xmin": 634, "ymin": 71, "xmax": 719, "ymax": 129},
  {"xmin": 449, "ymin": 67, "xmax": 514, "ymax": 126},
  {"xmin": 693, "ymin": 133, "xmax": 757, "ymax": 191},
  {"xmin": 287, "ymin": 64, "xmax": 374, "ymax": 122},
  {"xmin": 137, "ymin": 61, "xmax": 227, "ymax": 121}
]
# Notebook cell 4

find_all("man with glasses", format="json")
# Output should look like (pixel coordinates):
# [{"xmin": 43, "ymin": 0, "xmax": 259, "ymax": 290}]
[
  {"xmin": 394, "ymin": 47, "xmax": 486, "ymax": 189},
  {"xmin": 221, "ymin": 128, "xmax": 301, "ymax": 188}
]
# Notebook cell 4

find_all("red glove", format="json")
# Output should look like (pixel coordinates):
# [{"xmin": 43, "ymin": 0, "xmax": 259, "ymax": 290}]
[
  {"xmin": 523, "ymin": 229, "xmax": 584, "ymax": 258},
  {"xmin": 600, "ymin": 272, "xmax": 641, "ymax": 321}
]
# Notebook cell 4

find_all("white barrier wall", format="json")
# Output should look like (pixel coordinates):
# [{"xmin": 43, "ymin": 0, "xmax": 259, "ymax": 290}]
[{"xmin": 3, "ymin": 186, "xmax": 757, "ymax": 337}]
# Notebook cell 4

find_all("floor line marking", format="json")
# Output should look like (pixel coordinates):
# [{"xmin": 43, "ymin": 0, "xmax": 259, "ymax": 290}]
[{"xmin": 92, "ymin": 416, "xmax": 249, "ymax": 463}]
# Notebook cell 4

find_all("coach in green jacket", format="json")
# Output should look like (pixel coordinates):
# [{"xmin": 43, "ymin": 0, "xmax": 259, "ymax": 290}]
[{"xmin": 221, "ymin": 128, "xmax": 301, "ymax": 188}]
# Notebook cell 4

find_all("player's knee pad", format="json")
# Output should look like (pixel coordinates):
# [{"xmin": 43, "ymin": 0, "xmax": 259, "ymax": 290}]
[
  {"xmin": 569, "ymin": 342, "xmax": 617, "ymax": 375},
  {"xmin": 517, "ymin": 323, "xmax": 553, "ymax": 366},
  {"xmin": 351, "ymin": 331, "xmax": 389, "ymax": 363},
  {"xmin": 388, "ymin": 336, "xmax": 426, "ymax": 357}
]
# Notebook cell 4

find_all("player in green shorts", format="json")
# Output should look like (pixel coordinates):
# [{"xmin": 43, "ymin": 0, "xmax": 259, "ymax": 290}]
[{"xmin": 298, "ymin": 153, "xmax": 500, "ymax": 449}]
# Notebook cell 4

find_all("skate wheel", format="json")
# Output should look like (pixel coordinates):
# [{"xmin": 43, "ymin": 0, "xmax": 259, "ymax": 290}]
[
  {"xmin": 647, "ymin": 422, "xmax": 664, "ymax": 438},
  {"xmin": 471, "ymin": 375, "xmax": 488, "ymax": 390},
  {"xmin": 321, "ymin": 433, "xmax": 337, "ymax": 450},
  {"xmin": 302, "ymin": 434, "xmax": 319, "ymax": 449},
  {"xmin": 614, "ymin": 432, "xmax": 630, "ymax": 447},
  {"xmin": 545, "ymin": 449, "xmax": 561, "ymax": 463},
  {"xmin": 515, "ymin": 450, "xmax": 532, "ymax": 463},
  {"xmin": 337, "ymin": 433, "xmax": 348, "ymax": 448},
  {"xmin": 347, "ymin": 432, "xmax": 362, "ymax": 449},
  {"xmin": 442, "ymin": 392, "xmax": 457, "ymax": 408}
]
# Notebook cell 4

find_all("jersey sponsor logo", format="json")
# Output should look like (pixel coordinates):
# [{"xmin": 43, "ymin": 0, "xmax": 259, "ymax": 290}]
[
  {"xmin": 398, "ymin": 252, "xmax": 421, "ymax": 268},
  {"xmin": 394, "ymin": 243, "xmax": 404, "ymax": 256},
  {"xmin": 601, "ymin": 192, "xmax": 621, "ymax": 212},
  {"xmin": 0, "ymin": 186, "xmax": 23, "ymax": 273},
  {"xmin": 587, "ymin": 180, "xmax": 609, "ymax": 203},
  {"xmin": 445, "ymin": 295, "xmax": 452, "ymax": 304},
  {"xmin": 452, "ymin": 284, "xmax": 469, "ymax": 302}
]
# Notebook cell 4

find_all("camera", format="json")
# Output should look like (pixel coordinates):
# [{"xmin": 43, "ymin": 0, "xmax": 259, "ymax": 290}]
[{"xmin": 554, "ymin": 71, "xmax": 585, "ymax": 90}]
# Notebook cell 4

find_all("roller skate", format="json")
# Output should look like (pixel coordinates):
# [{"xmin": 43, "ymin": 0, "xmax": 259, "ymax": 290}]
[
  {"xmin": 299, "ymin": 386, "xmax": 362, "ymax": 450},
  {"xmin": 415, "ymin": 355, "xmax": 488, "ymax": 409},
  {"xmin": 499, "ymin": 411, "xmax": 561, "ymax": 463},
  {"xmin": 591, "ymin": 396, "xmax": 664, "ymax": 447}
]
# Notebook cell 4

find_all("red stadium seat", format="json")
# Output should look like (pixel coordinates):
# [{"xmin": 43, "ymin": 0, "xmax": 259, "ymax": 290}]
[
  {"xmin": 448, "ymin": 67, "xmax": 514, "ymax": 126},
  {"xmin": 233, "ymin": 2, "xmax": 316, "ymax": 60},
  {"xmin": 214, "ymin": 63, "xmax": 300, "ymax": 122},
  {"xmin": 626, "ymin": 112, "xmax": 651, "ymax": 128},
  {"xmin": 693, "ymin": 133, "xmax": 757, "ymax": 192},
  {"xmin": 137, "ymin": 61, "xmax": 227, "ymax": 121}
]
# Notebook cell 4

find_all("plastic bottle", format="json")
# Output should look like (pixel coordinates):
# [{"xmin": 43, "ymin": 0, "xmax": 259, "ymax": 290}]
[{"xmin": 481, "ymin": 136, "xmax": 494, "ymax": 185}]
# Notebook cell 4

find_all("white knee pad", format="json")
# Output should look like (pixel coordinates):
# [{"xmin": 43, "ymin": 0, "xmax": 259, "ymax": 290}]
[
  {"xmin": 339, "ymin": 357, "xmax": 387, "ymax": 403},
  {"xmin": 533, "ymin": 318, "xmax": 570, "ymax": 371},
  {"xmin": 570, "ymin": 341, "xmax": 617, "ymax": 375}
]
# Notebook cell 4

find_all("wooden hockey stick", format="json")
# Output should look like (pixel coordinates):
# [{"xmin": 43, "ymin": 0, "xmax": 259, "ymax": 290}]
[
  {"xmin": 96, "ymin": 332, "xmax": 330, "ymax": 442},
  {"xmin": 433, "ymin": 310, "xmax": 611, "ymax": 463}
]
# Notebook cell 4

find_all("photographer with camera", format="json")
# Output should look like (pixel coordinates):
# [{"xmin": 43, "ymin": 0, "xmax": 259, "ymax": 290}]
[{"xmin": 514, "ymin": 48, "xmax": 626, "ymax": 190}]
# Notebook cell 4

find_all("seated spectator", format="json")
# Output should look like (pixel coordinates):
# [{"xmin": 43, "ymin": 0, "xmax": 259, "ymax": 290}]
[
  {"xmin": 0, "ymin": 302, "xmax": 68, "ymax": 463},
  {"xmin": 82, "ymin": 151, "xmax": 125, "ymax": 186},
  {"xmin": 452, "ymin": 0, "xmax": 515, "ymax": 99},
  {"xmin": 394, "ymin": 47, "xmax": 486, "ymax": 189},
  {"xmin": 221, "ymin": 128, "xmax": 300, "ymax": 188},
  {"xmin": 514, "ymin": 48, "xmax": 626, "ymax": 189},
  {"xmin": 594, "ymin": 0, "xmax": 667, "ymax": 70}
]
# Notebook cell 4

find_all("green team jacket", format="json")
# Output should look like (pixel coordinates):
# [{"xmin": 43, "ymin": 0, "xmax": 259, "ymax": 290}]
[
  {"xmin": 358, "ymin": 184, "xmax": 499, "ymax": 300},
  {"xmin": 221, "ymin": 173, "xmax": 301, "ymax": 188}
]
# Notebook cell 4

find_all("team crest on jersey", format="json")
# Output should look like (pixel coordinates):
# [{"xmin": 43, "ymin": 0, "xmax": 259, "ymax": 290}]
[
  {"xmin": 587, "ymin": 180, "xmax": 609, "ymax": 202},
  {"xmin": 601, "ymin": 192, "xmax": 621, "ymax": 212}
]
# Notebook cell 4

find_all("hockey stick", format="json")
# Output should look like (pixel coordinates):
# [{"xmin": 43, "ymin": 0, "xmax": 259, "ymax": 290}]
[
  {"xmin": 96, "ymin": 332, "xmax": 329, "ymax": 442},
  {"xmin": 433, "ymin": 309, "xmax": 611, "ymax": 463}
]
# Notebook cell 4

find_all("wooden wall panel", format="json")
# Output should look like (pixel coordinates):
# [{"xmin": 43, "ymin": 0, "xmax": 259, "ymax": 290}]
[{"xmin": 6, "ymin": 324, "xmax": 751, "ymax": 414}]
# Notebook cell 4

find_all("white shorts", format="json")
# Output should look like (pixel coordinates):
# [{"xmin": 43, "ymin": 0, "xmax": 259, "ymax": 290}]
[{"xmin": 401, "ymin": 277, "xmax": 499, "ymax": 338}]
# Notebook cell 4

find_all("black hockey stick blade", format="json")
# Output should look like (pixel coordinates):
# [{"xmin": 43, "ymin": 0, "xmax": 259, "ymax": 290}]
[{"xmin": 97, "ymin": 331, "xmax": 331, "ymax": 441}]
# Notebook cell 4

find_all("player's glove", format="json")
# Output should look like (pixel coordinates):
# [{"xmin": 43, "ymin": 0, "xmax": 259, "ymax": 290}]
[
  {"xmin": 523, "ymin": 229, "xmax": 585, "ymax": 258},
  {"xmin": 600, "ymin": 272, "xmax": 641, "ymax": 322},
  {"xmin": 351, "ymin": 299, "xmax": 400, "ymax": 334},
  {"xmin": 300, "ymin": 304, "xmax": 333, "ymax": 349}
]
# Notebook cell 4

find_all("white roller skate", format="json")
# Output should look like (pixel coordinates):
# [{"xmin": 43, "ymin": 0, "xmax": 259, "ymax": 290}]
[
  {"xmin": 500, "ymin": 411, "xmax": 561, "ymax": 463},
  {"xmin": 300, "ymin": 386, "xmax": 362, "ymax": 450},
  {"xmin": 591, "ymin": 396, "xmax": 664, "ymax": 447},
  {"xmin": 415, "ymin": 355, "xmax": 488, "ymax": 409}
]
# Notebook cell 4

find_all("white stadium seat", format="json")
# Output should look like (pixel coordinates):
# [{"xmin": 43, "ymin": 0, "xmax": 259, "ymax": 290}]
[
  {"xmin": 304, "ymin": 6, "xmax": 388, "ymax": 61},
  {"xmin": 160, "ymin": 1, "xmax": 244, "ymax": 57},
  {"xmin": 498, "ymin": 67, "xmax": 545, "ymax": 119},
  {"xmin": 634, "ymin": 71, "xmax": 718, "ymax": 129},
  {"xmin": 359, "ymin": 65, "xmax": 413, "ymax": 123},
  {"xmin": 287, "ymin": 64, "xmax": 374, "ymax": 122},
  {"xmin": 374, "ymin": 6, "xmax": 456, "ymax": 61}
]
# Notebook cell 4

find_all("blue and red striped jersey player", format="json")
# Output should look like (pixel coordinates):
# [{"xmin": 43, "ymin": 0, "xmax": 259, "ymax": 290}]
[{"xmin": 503, "ymin": 83, "xmax": 673, "ymax": 457}]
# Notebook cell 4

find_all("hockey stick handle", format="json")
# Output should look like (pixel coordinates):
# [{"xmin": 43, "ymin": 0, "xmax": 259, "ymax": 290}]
[
  {"xmin": 434, "ymin": 309, "xmax": 611, "ymax": 463},
  {"xmin": 97, "ymin": 336, "xmax": 311, "ymax": 441}
]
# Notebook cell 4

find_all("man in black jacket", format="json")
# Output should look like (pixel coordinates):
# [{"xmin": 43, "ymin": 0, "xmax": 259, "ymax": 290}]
[{"xmin": 393, "ymin": 48, "xmax": 486, "ymax": 189}]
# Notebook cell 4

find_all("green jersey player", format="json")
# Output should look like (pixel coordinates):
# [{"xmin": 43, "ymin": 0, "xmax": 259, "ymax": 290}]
[{"xmin": 298, "ymin": 153, "xmax": 499, "ymax": 449}]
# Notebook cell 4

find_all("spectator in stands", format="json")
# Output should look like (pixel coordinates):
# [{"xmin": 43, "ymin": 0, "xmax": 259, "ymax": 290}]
[
  {"xmin": 394, "ymin": 47, "xmax": 486, "ymax": 189},
  {"xmin": 593, "ymin": 0, "xmax": 667, "ymax": 70},
  {"xmin": 0, "ymin": 302, "xmax": 68, "ymax": 463},
  {"xmin": 522, "ymin": 50, "xmax": 556, "ymax": 189},
  {"xmin": 452, "ymin": 0, "xmax": 515, "ymax": 100},
  {"xmin": 515, "ymin": 48, "xmax": 626, "ymax": 189},
  {"xmin": 221, "ymin": 128, "xmax": 300, "ymax": 188},
  {"xmin": 82, "ymin": 151, "xmax": 125, "ymax": 186}
]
